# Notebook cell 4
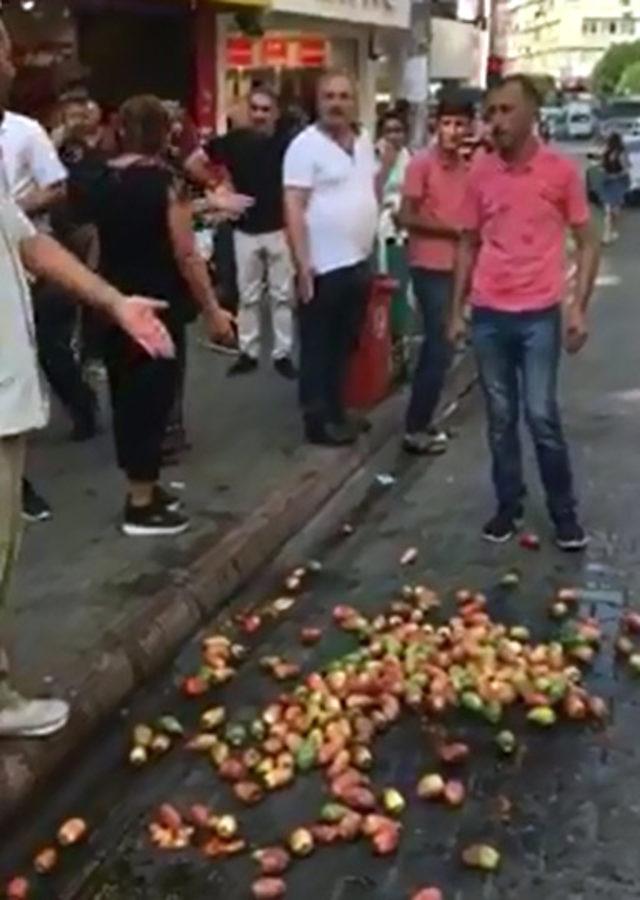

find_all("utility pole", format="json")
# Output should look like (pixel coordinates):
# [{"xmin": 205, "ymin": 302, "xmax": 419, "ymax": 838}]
[{"xmin": 404, "ymin": 0, "xmax": 431, "ymax": 148}]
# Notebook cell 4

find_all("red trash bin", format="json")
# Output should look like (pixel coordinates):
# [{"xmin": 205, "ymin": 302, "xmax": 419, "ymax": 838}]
[{"xmin": 343, "ymin": 274, "xmax": 396, "ymax": 411}]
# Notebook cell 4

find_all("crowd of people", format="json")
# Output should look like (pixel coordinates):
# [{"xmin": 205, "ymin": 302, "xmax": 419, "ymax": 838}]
[{"xmin": 1, "ymin": 4, "xmax": 602, "ymax": 739}]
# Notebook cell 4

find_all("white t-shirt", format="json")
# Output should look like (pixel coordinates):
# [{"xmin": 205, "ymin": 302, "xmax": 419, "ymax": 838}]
[
  {"xmin": 0, "ymin": 111, "xmax": 67, "ymax": 231},
  {"xmin": 0, "ymin": 192, "xmax": 48, "ymax": 437},
  {"xmin": 283, "ymin": 124, "xmax": 378, "ymax": 275}
]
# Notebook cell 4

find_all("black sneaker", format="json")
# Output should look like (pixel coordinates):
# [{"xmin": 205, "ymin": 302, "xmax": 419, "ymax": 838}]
[
  {"xmin": 227, "ymin": 354, "xmax": 258, "ymax": 377},
  {"xmin": 122, "ymin": 500, "xmax": 190, "ymax": 537},
  {"xmin": 482, "ymin": 510, "xmax": 516, "ymax": 544},
  {"xmin": 555, "ymin": 520, "xmax": 589, "ymax": 552},
  {"xmin": 22, "ymin": 480, "xmax": 52, "ymax": 523},
  {"xmin": 274, "ymin": 357, "xmax": 298, "ymax": 380},
  {"xmin": 154, "ymin": 485, "xmax": 181, "ymax": 513}
]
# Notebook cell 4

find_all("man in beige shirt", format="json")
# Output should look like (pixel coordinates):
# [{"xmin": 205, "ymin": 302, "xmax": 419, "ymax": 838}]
[{"xmin": 0, "ymin": 20, "xmax": 173, "ymax": 738}]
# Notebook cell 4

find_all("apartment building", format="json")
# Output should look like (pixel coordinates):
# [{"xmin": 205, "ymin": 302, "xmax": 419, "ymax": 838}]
[{"xmin": 504, "ymin": 0, "xmax": 640, "ymax": 84}]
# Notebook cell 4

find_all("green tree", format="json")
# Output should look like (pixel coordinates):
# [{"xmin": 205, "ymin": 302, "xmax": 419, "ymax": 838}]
[
  {"xmin": 593, "ymin": 40, "xmax": 640, "ymax": 95},
  {"xmin": 618, "ymin": 59, "xmax": 640, "ymax": 94}
]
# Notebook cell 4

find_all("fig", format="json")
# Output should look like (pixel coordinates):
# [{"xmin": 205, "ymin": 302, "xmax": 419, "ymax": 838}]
[
  {"xmin": 417, "ymin": 774, "xmax": 445, "ymax": 800},
  {"xmin": 500, "ymin": 571, "xmax": 520, "ymax": 588},
  {"xmin": 33, "ymin": 847, "xmax": 57, "ymax": 875},
  {"xmin": 157, "ymin": 715, "xmax": 183, "ymax": 736},
  {"xmin": 216, "ymin": 815, "xmax": 239, "ymax": 840},
  {"xmin": 181, "ymin": 675, "xmax": 208, "ymax": 697},
  {"xmin": 320, "ymin": 803, "xmax": 349, "ymax": 824},
  {"xmin": 200, "ymin": 706, "xmax": 226, "ymax": 730},
  {"xmin": 241, "ymin": 615, "xmax": 262, "ymax": 635},
  {"xmin": 624, "ymin": 611, "xmax": 640, "ymax": 634},
  {"xmin": 462, "ymin": 843, "xmax": 501, "ymax": 871},
  {"xmin": 629, "ymin": 653, "xmax": 640, "ymax": 674},
  {"xmin": 411, "ymin": 890, "xmax": 444, "ymax": 900},
  {"xmin": 438, "ymin": 742, "xmax": 470, "ymax": 765},
  {"xmin": 57, "ymin": 817, "xmax": 88, "ymax": 847},
  {"xmin": 273, "ymin": 597, "xmax": 295, "ymax": 613},
  {"xmin": 132, "ymin": 724, "xmax": 154, "ymax": 748},
  {"xmin": 340, "ymin": 786, "xmax": 376, "ymax": 812},
  {"xmin": 234, "ymin": 781, "xmax": 264, "ymax": 805},
  {"xmin": 616, "ymin": 635, "xmax": 634, "ymax": 657},
  {"xmin": 495, "ymin": 730, "xmax": 517, "ymax": 755},
  {"xmin": 310, "ymin": 824, "xmax": 340, "ymax": 845},
  {"xmin": 129, "ymin": 745, "xmax": 148, "ymax": 767},
  {"xmin": 443, "ymin": 780, "xmax": 466, "ymax": 807},
  {"xmin": 588, "ymin": 696, "xmax": 609, "ymax": 720},
  {"xmin": 300, "ymin": 627, "xmax": 322, "ymax": 645},
  {"xmin": 188, "ymin": 805, "xmax": 213, "ymax": 828},
  {"xmin": 372, "ymin": 822, "xmax": 400, "ymax": 855},
  {"xmin": 157, "ymin": 804, "xmax": 182, "ymax": 831},
  {"xmin": 150, "ymin": 734, "xmax": 172, "ymax": 755},
  {"xmin": 288, "ymin": 827, "xmax": 315, "ymax": 857},
  {"xmin": 519, "ymin": 532, "xmax": 540, "ymax": 550},
  {"xmin": 218, "ymin": 758, "xmax": 247, "ymax": 782},
  {"xmin": 251, "ymin": 877, "xmax": 286, "ymax": 898},
  {"xmin": 382, "ymin": 788, "xmax": 406, "ymax": 816},
  {"xmin": 549, "ymin": 601, "xmax": 569, "ymax": 620},
  {"xmin": 337, "ymin": 811, "xmax": 363, "ymax": 841},
  {"xmin": 352, "ymin": 745, "xmax": 373, "ymax": 770},
  {"xmin": 527, "ymin": 706, "xmax": 557, "ymax": 727},
  {"xmin": 253, "ymin": 847, "xmax": 291, "ymax": 876}
]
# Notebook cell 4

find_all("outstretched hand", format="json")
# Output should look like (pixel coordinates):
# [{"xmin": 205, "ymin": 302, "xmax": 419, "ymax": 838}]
[{"xmin": 114, "ymin": 297, "xmax": 175, "ymax": 358}]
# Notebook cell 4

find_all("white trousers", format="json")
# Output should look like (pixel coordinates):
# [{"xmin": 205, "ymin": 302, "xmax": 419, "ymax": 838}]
[{"xmin": 233, "ymin": 229, "xmax": 294, "ymax": 361}]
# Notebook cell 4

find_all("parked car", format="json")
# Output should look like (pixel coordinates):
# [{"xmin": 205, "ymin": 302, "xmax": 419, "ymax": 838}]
[{"xmin": 596, "ymin": 98, "xmax": 640, "ymax": 140}]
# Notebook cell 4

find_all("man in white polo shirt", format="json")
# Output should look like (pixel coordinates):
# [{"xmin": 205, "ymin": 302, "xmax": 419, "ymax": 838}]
[{"xmin": 284, "ymin": 71, "xmax": 380, "ymax": 446}]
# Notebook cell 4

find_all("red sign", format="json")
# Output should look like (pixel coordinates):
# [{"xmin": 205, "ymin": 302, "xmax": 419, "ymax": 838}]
[
  {"xmin": 263, "ymin": 37, "xmax": 288, "ymax": 66},
  {"xmin": 226, "ymin": 36, "xmax": 253, "ymax": 68},
  {"xmin": 298, "ymin": 37, "xmax": 327, "ymax": 68}
]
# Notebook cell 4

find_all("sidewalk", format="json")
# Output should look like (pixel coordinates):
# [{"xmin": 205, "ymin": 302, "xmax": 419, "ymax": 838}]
[{"xmin": 13, "ymin": 336, "xmax": 301, "ymax": 693}]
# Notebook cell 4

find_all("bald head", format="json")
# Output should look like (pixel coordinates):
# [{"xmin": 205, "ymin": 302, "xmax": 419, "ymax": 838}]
[{"xmin": 317, "ymin": 70, "xmax": 356, "ymax": 132}]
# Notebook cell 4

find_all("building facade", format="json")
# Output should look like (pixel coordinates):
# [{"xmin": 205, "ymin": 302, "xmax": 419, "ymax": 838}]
[
  {"xmin": 216, "ymin": 0, "xmax": 412, "ymax": 132},
  {"xmin": 504, "ymin": 0, "xmax": 640, "ymax": 85}
]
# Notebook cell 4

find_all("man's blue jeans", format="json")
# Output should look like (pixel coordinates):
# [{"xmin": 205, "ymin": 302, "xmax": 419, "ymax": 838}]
[
  {"xmin": 471, "ymin": 305, "xmax": 577, "ymax": 525},
  {"xmin": 405, "ymin": 269, "xmax": 454, "ymax": 434}
]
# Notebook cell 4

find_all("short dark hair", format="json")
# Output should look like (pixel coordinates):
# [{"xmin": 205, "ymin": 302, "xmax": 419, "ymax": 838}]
[
  {"xmin": 379, "ymin": 109, "xmax": 407, "ymax": 131},
  {"xmin": 436, "ymin": 91, "xmax": 475, "ymax": 121},
  {"xmin": 491, "ymin": 74, "xmax": 542, "ymax": 108}
]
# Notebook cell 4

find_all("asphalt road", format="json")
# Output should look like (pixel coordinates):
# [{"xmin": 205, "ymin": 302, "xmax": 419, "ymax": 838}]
[{"xmin": 2, "ymin": 208, "xmax": 640, "ymax": 900}]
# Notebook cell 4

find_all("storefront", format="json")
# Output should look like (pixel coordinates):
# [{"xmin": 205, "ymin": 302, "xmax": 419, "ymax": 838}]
[{"xmin": 217, "ymin": 0, "xmax": 411, "ymax": 132}]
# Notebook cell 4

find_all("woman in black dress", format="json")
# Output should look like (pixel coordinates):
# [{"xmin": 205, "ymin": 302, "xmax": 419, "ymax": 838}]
[{"xmin": 84, "ymin": 95, "xmax": 234, "ymax": 536}]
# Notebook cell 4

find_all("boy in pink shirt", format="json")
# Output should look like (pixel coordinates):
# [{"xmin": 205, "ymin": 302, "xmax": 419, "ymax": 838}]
[
  {"xmin": 399, "ymin": 94, "xmax": 474, "ymax": 455},
  {"xmin": 449, "ymin": 75, "xmax": 600, "ymax": 550}
]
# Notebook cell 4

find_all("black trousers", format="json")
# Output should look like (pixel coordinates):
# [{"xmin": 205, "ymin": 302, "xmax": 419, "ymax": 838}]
[
  {"xmin": 104, "ymin": 324, "xmax": 183, "ymax": 483},
  {"xmin": 33, "ymin": 283, "xmax": 97, "ymax": 428},
  {"xmin": 298, "ymin": 261, "xmax": 370, "ymax": 428}
]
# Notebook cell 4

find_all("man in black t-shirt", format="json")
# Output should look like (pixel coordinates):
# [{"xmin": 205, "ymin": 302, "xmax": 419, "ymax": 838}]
[{"xmin": 186, "ymin": 86, "xmax": 296, "ymax": 379}]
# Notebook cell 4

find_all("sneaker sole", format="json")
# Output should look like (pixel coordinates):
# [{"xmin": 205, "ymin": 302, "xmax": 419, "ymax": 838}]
[
  {"xmin": 556, "ymin": 537, "xmax": 589, "ymax": 552},
  {"xmin": 0, "ymin": 712, "xmax": 69, "ymax": 739},
  {"xmin": 482, "ymin": 531, "xmax": 515, "ymax": 545},
  {"xmin": 22, "ymin": 511, "xmax": 52, "ymax": 523},
  {"xmin": 121, "ymin": 521, "xmax": 191, "ymax": 537}
]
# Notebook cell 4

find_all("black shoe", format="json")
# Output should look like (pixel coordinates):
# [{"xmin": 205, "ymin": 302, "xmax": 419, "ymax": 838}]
[
  {"xmin": 154, "ymin": 485, "xmax": 181, "ymax": 513},
  {"xmin": 555, "ymin": 519, "xmax": 589, "ymax": 552},
  {"xmin": 227, "ymin": 354, "xmax": 258, "ymax": 377},
  {"xmin": 482, "ymin": 510, "xmax": 516, "ymax": 544},
  {"xmin": 305, "ymin": 421, "xmax": 358, "ymax": 447},
  {"xmin": 274, "ymin": 357, "xmax": 298, "ymax": 380},
  {"xmin": 122, "ymin": 499, "xmax": 190, "ymax": 537},
  {"xmin": 22, "ymin": 481, "xmax": 52, "ymax": 523}
]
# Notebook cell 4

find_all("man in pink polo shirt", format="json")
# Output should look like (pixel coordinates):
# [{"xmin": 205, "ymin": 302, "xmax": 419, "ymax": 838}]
[
  {"xmin": 399, "ymin": 93, "xmax": 474, "ymax": 455},
  {"xmin": 449, "ymin": 75, "xmax": 600, "ymax": 550}
]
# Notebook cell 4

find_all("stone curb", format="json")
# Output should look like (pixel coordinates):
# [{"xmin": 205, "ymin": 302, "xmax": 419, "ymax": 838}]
[{"xmin": 0, "ymin": 351, "xmax": 477, "ymax": 832}]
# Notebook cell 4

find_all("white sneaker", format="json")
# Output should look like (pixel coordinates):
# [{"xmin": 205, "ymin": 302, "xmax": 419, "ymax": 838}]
[{"xmin": 0, "ymin": 687, "xmax": 69, "ymax": 738}]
